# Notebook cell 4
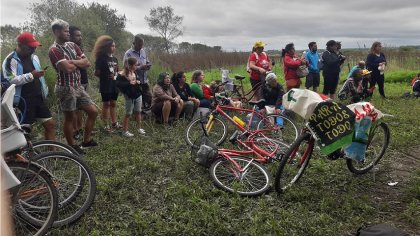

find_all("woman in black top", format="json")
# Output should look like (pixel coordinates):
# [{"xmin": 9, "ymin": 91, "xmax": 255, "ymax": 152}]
[
  {"xmin": 366, "ymin": 41, "xmax": 387, "ymax": 98},
  {"xmin": 93, "ymin": 35, "xmax": 120, "ymax": 132},
  {"xmin": 171, "ymin": 71, "xmax": 200, "ymax": 120},
  {"xmin": 322, "ymin": 40, "xmax": 341, "ymax": 99}
]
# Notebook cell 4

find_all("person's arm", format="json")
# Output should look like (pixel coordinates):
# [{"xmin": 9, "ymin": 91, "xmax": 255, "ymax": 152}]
[
  {"xmin": 284, "ymin": 55, "xmax": 302, "ymax": 69},
  {"xmin": 154, "ymin": 85, "xmax": 174, "ymax": 101},
  {"xmin": 2, "ymin": 57, "xmax": 44, "ymax": 86}
]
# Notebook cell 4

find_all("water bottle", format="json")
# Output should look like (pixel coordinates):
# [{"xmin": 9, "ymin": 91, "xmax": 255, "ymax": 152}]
[
  {"xmin": 276, "ymin": 105, "xmax": 284, "ymax": 126},
  {"xmin": 232, "ymin": 116, "xmax": 245, "ymax": 127}
]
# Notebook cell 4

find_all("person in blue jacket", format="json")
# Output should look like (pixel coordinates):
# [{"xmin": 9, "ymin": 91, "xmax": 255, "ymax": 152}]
[{"xmin": 305, "ymin": 42, "xmax": 320, "ymax": 92}]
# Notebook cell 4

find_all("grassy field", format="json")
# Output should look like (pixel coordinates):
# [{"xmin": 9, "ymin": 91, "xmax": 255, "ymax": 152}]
[{"xmin": 41, "ymin": 68, "xmax": 420, "ymax": 236}]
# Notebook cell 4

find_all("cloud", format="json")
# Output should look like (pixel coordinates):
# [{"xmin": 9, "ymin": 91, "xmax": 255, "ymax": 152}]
[{"xmin": 1, "ymin": 0, "xmax": 419, "ymax": 50}]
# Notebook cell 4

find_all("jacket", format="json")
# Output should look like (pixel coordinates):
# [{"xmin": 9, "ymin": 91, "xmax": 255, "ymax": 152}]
[
  {"xmin": 305, "ymin": 50, "xmax": 320, "ymax": 73},
  {"xmin": 2, "ymin": 51, "xmax": 48, "ymax": 104},
  {"xmin": 116, "ymin": 73, "xmax": 142, "ymax": 99},
  {"xmin": 283, "ymin": 53, "xmax": 303, "ymax": 81}
]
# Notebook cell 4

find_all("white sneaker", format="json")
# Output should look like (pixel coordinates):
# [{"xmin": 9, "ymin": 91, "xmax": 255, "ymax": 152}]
[
  {"xmin": 138, "ymin": 128, "xmax": 146, "ymax": 135},
  {"xmin": 122, "ymin": 131, "xmax": 134, "ymax": 137}
]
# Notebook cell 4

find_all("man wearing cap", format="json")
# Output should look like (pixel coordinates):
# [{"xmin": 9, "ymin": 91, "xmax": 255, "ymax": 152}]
[
  {"xmin": 259, "ymin": 72, "xmax": 284, "ymax": 113},
  {"xmin": 2, "ymin": 32, "xmax": 56, "ymax": 141},
  {"xmin": 248, "ymin": 41, "xmax": 272, "ymax": 100},
  {"xmin": 321, "ymin": 40, "xmax": 341, "ymax": 99},
  {"xmin": 48, "ymin": 19, "xmax": 98, "ymax": 152},
  {"xmin": 123, "ymin": 35, "xmax": 152, "ymax": 111}
]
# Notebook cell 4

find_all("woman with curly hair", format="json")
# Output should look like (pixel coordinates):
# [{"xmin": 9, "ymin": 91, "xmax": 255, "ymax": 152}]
[{"xmin": 93, "ymin": 35, "xmax": 120, "ymax": 133}]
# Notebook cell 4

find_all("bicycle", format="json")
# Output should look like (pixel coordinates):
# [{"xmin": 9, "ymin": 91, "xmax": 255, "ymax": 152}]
[
  {"xmin": 185, "ymin": 96, "xmax": 299, "ymax": 150},
  {"xmin": 192, "ymin": 115, "xmax": 286, "ymax": 196},
  {"xmin": 2, "ymin": 84, "xmax": 58, "ymax": 236},
  {"xmin": 274, "ymin": 100, "xmax": 391, "ymax": 193},
  {"xmin": 221, "ymin": 70, "xmax": 265, "ymax": 105}
]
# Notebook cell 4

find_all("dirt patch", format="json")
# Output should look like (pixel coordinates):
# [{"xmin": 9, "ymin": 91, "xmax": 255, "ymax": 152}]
[{"xmin": 367, "ymin": 146, "xmax": 420, "ymax": 235}]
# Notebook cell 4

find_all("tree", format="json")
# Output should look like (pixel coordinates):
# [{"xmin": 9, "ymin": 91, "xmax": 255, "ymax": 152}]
[{"xmin": 144, "ymin": 6, "xmax": 184, "ymax": 53}]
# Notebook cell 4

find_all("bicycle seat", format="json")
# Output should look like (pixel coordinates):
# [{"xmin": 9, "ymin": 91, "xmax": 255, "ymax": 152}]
[
  {"xmin": 248, "ymin": 99, "xmax": 266, "ymax": 107},
  {"xmin": 234, "ymin": 75, "xmax": 246, "ymax": 80}
]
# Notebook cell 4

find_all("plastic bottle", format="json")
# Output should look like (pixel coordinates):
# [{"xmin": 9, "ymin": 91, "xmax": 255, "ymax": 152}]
[{"xmin": 232, "ymin": 116, "xmax": 246, "ymax": 127}]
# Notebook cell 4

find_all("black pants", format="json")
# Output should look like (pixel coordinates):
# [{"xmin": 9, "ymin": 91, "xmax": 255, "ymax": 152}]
[
  {"xmin": 370, "ymin": 74, "xmax": 385, "ymax": 97},
  {"xmin": 140, "ymin": 83, "xmax": 152, "ymax": 109}
]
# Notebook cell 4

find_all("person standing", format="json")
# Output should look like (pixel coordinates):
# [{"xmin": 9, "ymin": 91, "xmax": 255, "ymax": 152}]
[
  {"xmin": 248, "ymin": 41, "xmax": 272, "ymax": 100},
  {"xmin": 282, "ymin": 43, "xmax": 307, "ymax": 91},
  {"xmin": 2, "ymin": 32, "xmax": 56, "ymax": 141},
  {"xmin": 69, "ymin": 25, "xmax": 87, "ymax": 139},
  {"xmin": 305, "ymin": 42, "xmax": 320, "ymax": 91},
  {"xmin": 321, "ymin": 40, "xmax": 341, "ymax": 99},
  {"xmin": 123, "ymin": 35, "xmax": 152, "ymax": 111},
  {"xmin": 366, "ymin": 41, "xmax": 387, "ymax": 98},
  {"xmin": 93, "ymin": 35, "xmax": 121, "ymax": 133},
  {"xmin": 48, "ymin": 19, "xmax": 98, "ymax": 151}
]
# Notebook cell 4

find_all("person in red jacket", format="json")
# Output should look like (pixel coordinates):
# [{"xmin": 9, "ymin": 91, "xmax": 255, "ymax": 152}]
[{"xmin": 282, "ymin": 43, "xmax": 308, "ymax": 91}]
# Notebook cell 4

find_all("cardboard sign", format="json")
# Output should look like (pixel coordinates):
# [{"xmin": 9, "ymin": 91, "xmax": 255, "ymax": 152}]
[{"xmin": 308, "ymin": 101, "xmax": 356, "ymax": 154}]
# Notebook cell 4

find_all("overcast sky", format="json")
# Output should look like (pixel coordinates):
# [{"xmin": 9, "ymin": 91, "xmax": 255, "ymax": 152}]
[{"xmin": 1, "ymin": 0, "xmax": 420, "ymax": 51}]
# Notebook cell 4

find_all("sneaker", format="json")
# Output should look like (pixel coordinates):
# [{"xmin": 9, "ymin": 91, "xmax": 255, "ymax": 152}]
[
  {"xmin": 138, "ymin": 128, "xmax": 146, "ymax": 135},
  {"xmin": 104, "ymin": 125, "xmax": 114, "ymax": 133},
  {"xmin": 122, "ymin": 131, "xmax": 134, "ymax": 137},
  {"xmin": 112, "ymin": 122, "xmax": 123, "ymax": 129},
  {"xmin": 70, "ymin": 144, "xmax": 86, "ymax": 155},
  {"xmin": 81, "ymin": 139, "xmax": 98, "ymax": 148}
]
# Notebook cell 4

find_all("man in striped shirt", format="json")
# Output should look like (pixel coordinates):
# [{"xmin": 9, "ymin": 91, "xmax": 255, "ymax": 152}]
[{"xmin": 48, "ymin": 19, "xmax": 98, "ymax": 152}]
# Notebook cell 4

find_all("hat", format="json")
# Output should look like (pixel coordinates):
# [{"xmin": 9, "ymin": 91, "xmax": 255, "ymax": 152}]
[
  {"xmin": 326, "ymin": 40, "xmax": 337, "ymax": 47},
  {"xmin": 265, "ymin": 72, "xmax": 277, "ymax": 83},
  {"xmin": 16, "ymin": 32, "xmax": 41, "ymax": 47},
  {"xmin": 361, "ymin": 69, "xmax": 371, "ymax": 75},
  {"xmin": 254, "ymin": 41, "xmax": 266, "ymax": 48}
]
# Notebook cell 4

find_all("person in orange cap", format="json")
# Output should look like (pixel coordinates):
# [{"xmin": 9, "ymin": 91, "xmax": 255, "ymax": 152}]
[{"xmin": 2, "ymin": 31, "xmax": 56, "ymax": 141}]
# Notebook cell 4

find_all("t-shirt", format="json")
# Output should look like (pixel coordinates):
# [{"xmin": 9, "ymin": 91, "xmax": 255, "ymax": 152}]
[
  {"xmin": 48, "ymin": 41, "xmax": 84, "ymax": 87},
  {"xmin": 249, "ymin": 52, "xmax": 271, "ymax": 80},
  {"xmin": 21, "ymin": 56, "xmax": 41, "ymax": 98},
  {"xmin": 95, "ymin": 56, "xmax": 119, "ymax": 94},
  {"xmin": 174, "ymin": 83, "xmax": 193, "ymax": 101},
  {"xmin": 190, "ymin": 83, "xmax": 204, "ymax": 99}
]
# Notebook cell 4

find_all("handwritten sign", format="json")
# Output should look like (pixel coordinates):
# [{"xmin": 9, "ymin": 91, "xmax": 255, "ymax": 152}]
[{"xmin": 308, "ymin": 101, "xmax": 356, "ymax": 154}]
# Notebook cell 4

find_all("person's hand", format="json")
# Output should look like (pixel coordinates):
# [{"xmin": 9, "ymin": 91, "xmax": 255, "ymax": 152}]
[
  {"xmin": 31, "ymin": 70, "xmax": 45, "ymax": 79},
  {"xmin": 300, "ymin": 59, "xmax": 307, "ymax": 65},
  {"xmin": 258, "ymin": 67, "xmax": 266, "ymax": 74}
]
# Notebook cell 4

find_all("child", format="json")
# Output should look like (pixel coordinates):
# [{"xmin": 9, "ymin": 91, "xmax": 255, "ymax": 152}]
[{"xmin": 116, "ymin": 57, "xmax": 145, "ymax": 137}]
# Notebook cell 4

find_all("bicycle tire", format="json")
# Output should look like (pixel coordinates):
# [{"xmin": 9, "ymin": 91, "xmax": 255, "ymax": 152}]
[
  {"xmin": 7, "ymin": 161, "xmax": 58, "ymax": 236},
  {"xmin": 185, "ymin": 116, "xmax": 228, "ymax": 147},
  {"xmin": 346, "ymin": 122, "xmax": 390, "ymax": 175},
  {"xmin": 209, "ymin": 156, "xmax": 271, "ymax": 196},
  {"xmin": 30, "ymin": 151, "xmax": 97, "ymax": 227},
  {"xmin": 274, "ymin": 132, "xmax": 314, "ymax": 193},
  {"xmin": 257, "ymin": 113, "xmax": 299, "ymax": 147},
  {"xmin": 30, "ymin": 140, "xmax": 79, "ymax": 156}
]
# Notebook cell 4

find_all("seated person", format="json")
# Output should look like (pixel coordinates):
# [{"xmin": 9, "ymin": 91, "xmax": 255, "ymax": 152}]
[
  {"xmin": 259, "ymin": 72, "xmax": 284, "ymax": 113},
  {"xmin": 151, "ymin": 72, "xmax": 183, "ymax": 125},
  {"xmin": 190, "ymin": 70, "xmax": 211, "ymax": 108},
  {"xmin": 339, "ymin": 69, "xmax": 372, "ymax": 103},
  {"xmin": 347, "ymin": 60, "xmax": 365, "ymax": 80},
  {"xmin": 412, "ymin": 73, "xmax": 420, "ymax": 97},
  {"xmin": 171, "ymin": 71, "xmax": 200, "ymax": 120}
]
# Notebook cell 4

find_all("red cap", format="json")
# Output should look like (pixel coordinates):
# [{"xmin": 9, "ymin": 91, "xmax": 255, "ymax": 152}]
[{"xmin": 16, "ymin": 32, "xmax": 41, "ymax": 47}]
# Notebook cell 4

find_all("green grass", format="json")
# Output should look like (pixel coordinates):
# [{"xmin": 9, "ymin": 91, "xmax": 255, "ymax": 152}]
[{"xmin": 40, "ymin": 69, "xmax": 420, "ymax": 235}]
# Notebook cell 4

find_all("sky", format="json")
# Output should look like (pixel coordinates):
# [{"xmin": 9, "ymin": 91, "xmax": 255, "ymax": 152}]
[{"xmin": 1, "ymin": 0, "xmax": 420, "ymax": 51}]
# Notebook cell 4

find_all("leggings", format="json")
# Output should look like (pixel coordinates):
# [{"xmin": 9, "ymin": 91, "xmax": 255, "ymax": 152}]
[{"xmin": 369, "ymin": 74, "xmax": 385, "ymax": 97}]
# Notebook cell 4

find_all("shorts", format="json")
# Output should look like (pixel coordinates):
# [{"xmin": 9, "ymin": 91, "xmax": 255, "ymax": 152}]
[
  {"xmin": 55, "ymin": 85, "xmax": 94, "ymax": 112},
  {"xmin": 101, "ymin": 92, "xmax": 119, "ymax": 102},
  {"xmin": 151, "ymin": 100, "xmax": 177, "ymax": 118},
  {"xmin": 124, "ymin": 94, "xmax": 142, "ymax": 115},
  {"xmin": 305, "ymin": 72, "xmax": 320, "ymax": 89},
  {"xmin": 18, "ymin": 96, "xmax": 52, "ymax": 124}
]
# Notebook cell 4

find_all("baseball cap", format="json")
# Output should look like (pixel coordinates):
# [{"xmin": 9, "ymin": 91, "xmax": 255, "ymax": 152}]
[
  {"xmin": 16, "ymin": 32, "xmax": 41, "ymax": 47},
  {"xmin": 362, "ymin": 69, "xmax": 372, "ymax": 75},
  {"xmin": 254, "ymin": 41, "xmax": 266, "ymax": 48}
]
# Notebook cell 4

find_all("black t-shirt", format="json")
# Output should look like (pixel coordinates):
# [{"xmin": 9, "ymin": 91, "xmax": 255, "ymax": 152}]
[
  {"xmin": 21, "ymin": 56, "xmax": 42, "ymax": 98},
  {"xmin": 95, "ymin": 56, "xmax": 118, "ymax": 94},
  {"xmin": 174, "ymin": 83, "xmax": 193, "ymax": 101}
]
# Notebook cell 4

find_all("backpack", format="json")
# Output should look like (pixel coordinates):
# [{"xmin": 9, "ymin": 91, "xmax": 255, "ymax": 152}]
[{"xmin": 246, "ymin": 52, "xmax": 267, "ymax": 73}]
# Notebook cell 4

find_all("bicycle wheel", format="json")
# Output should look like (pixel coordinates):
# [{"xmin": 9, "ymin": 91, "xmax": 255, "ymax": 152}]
[
  {"xmin": 29, "ymin": 140, "xmax": 79, "ymax": 157},
  {"xmin": 31, "ymin": 151, "xmax": 96, "ymax": 227},
  {"xmin": 209, "ymin": 156, "xmax": 271, "ymax": 196},
  {"xmin": 257, "ymin": 113, "xmax": 299, "ymax": 147},
  {"xmin": 346, "ymin": 122, "xmax": 390, "ymax": 175},
  {"xmin": 185, "ymin": 116, "xmax": 227, "ymax": 147},
  {"xmin": 7, "ymin": 161, "xmax": 58, "ymax": 236},
  {"xmin": 274, "ymin": 132, "xmax": 314, "ymax": 193}
]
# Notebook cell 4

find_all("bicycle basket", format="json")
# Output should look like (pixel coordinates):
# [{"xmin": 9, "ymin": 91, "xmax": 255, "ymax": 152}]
[{"xmin": 191, "ymin": 135, "xmax": 218, "ymax": 168}]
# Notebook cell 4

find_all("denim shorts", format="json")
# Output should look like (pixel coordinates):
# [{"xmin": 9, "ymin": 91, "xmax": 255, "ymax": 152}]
[{"xmin": 124, "ymin": 94, "xmax": 142, "ymax": 115}]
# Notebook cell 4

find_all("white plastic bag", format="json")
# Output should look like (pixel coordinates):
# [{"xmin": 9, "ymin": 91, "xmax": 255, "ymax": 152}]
[{"xmin": 282, "ymin": 89, "xmax": 328, "ymax": 120}]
